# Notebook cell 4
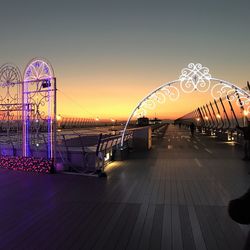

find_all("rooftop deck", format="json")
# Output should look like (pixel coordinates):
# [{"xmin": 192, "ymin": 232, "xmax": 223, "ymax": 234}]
[{"xmin": 0, "ymin": 125, "xmax": 249, "ymax": 249}]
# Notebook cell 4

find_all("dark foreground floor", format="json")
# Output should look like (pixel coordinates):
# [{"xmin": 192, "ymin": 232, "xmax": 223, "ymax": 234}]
[{"xmin": 0, "ymin": 125, "xmax": 250, "ymax": 250}]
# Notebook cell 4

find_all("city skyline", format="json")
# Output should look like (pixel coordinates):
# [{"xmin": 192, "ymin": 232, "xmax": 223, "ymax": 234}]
[{"xmin": 1, "ymin": 0, "xmax": 250, "ymax": 119}]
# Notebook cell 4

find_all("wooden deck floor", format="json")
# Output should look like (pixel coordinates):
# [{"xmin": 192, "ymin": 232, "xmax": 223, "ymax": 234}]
[{"xmin": 0, "ymin": 125, "xmax": 249, "ymax": 249}]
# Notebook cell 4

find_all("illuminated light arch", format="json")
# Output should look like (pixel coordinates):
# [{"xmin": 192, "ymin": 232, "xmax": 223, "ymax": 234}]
[
  {"xmin": 24, "ymin": 58, "xmax": 54, "ymax": 81},
  {"xmin": 23, "ymin": 58, "xmax": 56, "ymax": 159},
  {"xmin": 121, "ymin": 63, "xmax": 250, "ymax": 147}
]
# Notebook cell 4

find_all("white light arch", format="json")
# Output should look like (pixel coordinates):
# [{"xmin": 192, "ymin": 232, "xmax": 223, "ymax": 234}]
[{"xmin": 120, "ymin": 63, "xmax": 250, "ymax": 147}]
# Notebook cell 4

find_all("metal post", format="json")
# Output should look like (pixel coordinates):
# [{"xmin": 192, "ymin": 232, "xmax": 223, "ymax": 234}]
[
  {"xmin": 227, "ymin": 95, "xmax": 240, "ymax": 127},
  {"xmin": 234, "ymin": 88, "xmax": 247, "ymax": 126},
  {"xmin": 202, "ymin": 106, "xmax": 211, "ymax": 128},
  {"xmin": 197, "ymin": 108, "xmax": 205, "ymax": 126},
  {"xmin": 200, "ymin": 107, "xmax": 207, "ymax": 127},
  {"xmin": 22, "ymin": 79, "xmax": 25, "ymax": 156},
  {"xmin": 210, "ymin": 102, "xmax": 219, "ymax": 128},
  {"xmin": 53, "ymin": 78, "xmax": 57, "ymax": 172},
  {"xmin": 206, "ymin": 104, "xmax": 215, "ymax": 128},
  {"xmin": 214, "ymin": 99, "xmax": 224, "ymax": 129},
  {"xmin": 219, "ymin": 97, "xmax": 230, "ymax": 129}
]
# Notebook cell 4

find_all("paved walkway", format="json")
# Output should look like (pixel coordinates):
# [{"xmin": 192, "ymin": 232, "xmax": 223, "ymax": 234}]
[{"xmin": 0, "ymin": 125, "xmax": 249, "ymax": 249}]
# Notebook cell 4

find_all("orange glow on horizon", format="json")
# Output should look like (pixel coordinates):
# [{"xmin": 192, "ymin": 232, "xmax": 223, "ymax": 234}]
[{"xmin": 56, "ymin": 73, "xmax": 248, "ymax": 121}]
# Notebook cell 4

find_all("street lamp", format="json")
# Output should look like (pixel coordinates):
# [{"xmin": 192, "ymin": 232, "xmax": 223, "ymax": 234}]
[
  {"xmin": 243, "ymin": 110, "xmax": 248, "ymax": 127},
  {"xmin": 56, "ymin": 114, "xmax": 62, "ymax": 121},
  {"xmin": 56, "ymin": 114, "xmax": 62, "ymax": 129}
]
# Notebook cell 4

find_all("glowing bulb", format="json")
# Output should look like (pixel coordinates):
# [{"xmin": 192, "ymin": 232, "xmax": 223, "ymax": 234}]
[
  {"xmin": 205, "ymin": 116, "xmax": 209, "ymax": 120},
  {"xmin": 216, "ymin": 114, "xmax": 221, "ymax": 119},
  {"xmin": 95, "ymin": 117, "xmax": 100, "ymax": 121},
  {"xmin": 56, "ymin": 114, "xmax": 62, "ymax": 121},
  {"xmin": 196, "ymin": 118, "xmax": 200, "ymax": 122},
  {"xmin": 243, "ymin": 110, "xmax": 248, "ymax": 116}
]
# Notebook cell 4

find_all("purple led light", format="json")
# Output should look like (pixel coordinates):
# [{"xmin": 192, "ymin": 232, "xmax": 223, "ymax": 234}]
[
  {"xmin": 0, "ymin": 156, "xmax": 52, "ymax": 173},
  {"xmin": 44, "ymin": 65, "xmax": 49, "ymax": 74},
  {"xmin": 34, "ymin": 61, "xmax": 41, "ymax": 68}
]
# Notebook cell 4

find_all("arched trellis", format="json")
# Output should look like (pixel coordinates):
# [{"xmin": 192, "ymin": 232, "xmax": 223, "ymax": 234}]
[
  {"xmin": 0, "ymin": 63, "xmax": 23, "ymax": 143},
  {"xmin": 121, "ymin": 63, "xmax": 250, "ymax": 147},
  {"xmin": 23, "ymin": 58, "xmax": 56, "ymax": 159}
]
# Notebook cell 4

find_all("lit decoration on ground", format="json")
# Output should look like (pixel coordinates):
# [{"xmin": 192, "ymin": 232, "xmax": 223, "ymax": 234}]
[{"xmin": 0, "ymin": 156, "xmax": 52, "ymax": 173}]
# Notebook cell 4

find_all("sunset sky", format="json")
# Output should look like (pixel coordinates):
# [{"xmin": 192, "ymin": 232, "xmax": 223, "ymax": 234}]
[{"xmin": 1, "ymin": 0, "xmax": 250, "ymax": 120}]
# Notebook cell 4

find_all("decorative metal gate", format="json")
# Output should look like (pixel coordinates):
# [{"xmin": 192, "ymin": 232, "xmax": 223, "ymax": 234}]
[
  {"xmin": 23, "ymin": 58, "xmax": 56, "ymax": 161},
  {"xmin": 0, "ymin": 64, "xmax": 23, "ymax": 150}
]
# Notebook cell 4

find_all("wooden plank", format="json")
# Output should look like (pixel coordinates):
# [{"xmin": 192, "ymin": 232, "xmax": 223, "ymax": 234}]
[
  {"xmin": 115, "ymin": 204, "xmax": 141, "ymax": 250},
  {"xmin": 182, "ymin": 181, "xmax": 193, "ymax": 205},
  {"xmin": 59, "ymin": 202, "xmax": 106, "ymax": 249},
  {"xmin": 179, "ymin": 205, "xmax": 196, "ymax": 250},
  {"xmin": 161, "ymin": 204, "xmax": 172, "ymax": 250},
  {"xmin": 157, "ymin": 179, "xmax": 165, "ymax": 204},
  {"xmin": 172, "ymin": 205, "xmax": 183, "ymax": 250},
  {"xmin": 212, "ymin": 206, "xmax": 245, "ymax": 250},
  {"xmin": 164, "ymin": 180, "xmax": 171, "ymax": 204},
  {"xmin": 195, "ymin": 205, "xmax": 220, "ymax": 250},
  {"xmin": 75, "ymin": 203, "xmax": 119, "ymax": 249},
  {"xmin": 102, "ymin": 204, "xmax": 138, "ymax": 250},
  {"xmin": 188, "ymin": 206, "xmax": 206, "ymax": 250},
  {"xmin": 138, "ymin": 204, "xmax": 155, "ymax": 250},
  {"xmin": 149, "ymin": 204, "xmax": 164, "ymax": 250},
  {"xmin": 92, "ymin": 203, "xmax": 125, "ymax": 250},
  {"xmin": 127, "ymin": 203, "xmax": 149, "ymax": 250},
  {"xmin": 176, "ymin": 181, "xmax": 186, "ymax": 205}
]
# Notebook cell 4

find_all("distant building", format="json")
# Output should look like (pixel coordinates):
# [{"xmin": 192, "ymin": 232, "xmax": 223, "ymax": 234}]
[
  {"xmin": 137, "ymin": 117, "xmax": 149, "ymax": 126},
  {"xmin": 149, "ymin": 117, "xmax": 162, "ymax": 125}
]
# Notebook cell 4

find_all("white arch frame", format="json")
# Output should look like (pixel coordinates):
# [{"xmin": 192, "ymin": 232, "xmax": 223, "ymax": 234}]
[
  {"xmin": 121, "ymin": 67, "xmax": 250, "ymax": 147},
  {"xmin": 22, "ymin": 57, "xmax": 56, "ymax": 158}
]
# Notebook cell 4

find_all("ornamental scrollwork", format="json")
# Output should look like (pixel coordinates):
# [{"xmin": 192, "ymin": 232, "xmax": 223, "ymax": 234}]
[
  {"xmin": 134, "ymin": 85, "xmax": 180, "ymax": 118},
  {"xmin": 211, "ymin": 82, "xmax": 250, "ymax": 110},
  {"xmin": 179, "ymin": 63, "xmax": 211, "ymax": 93}
]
